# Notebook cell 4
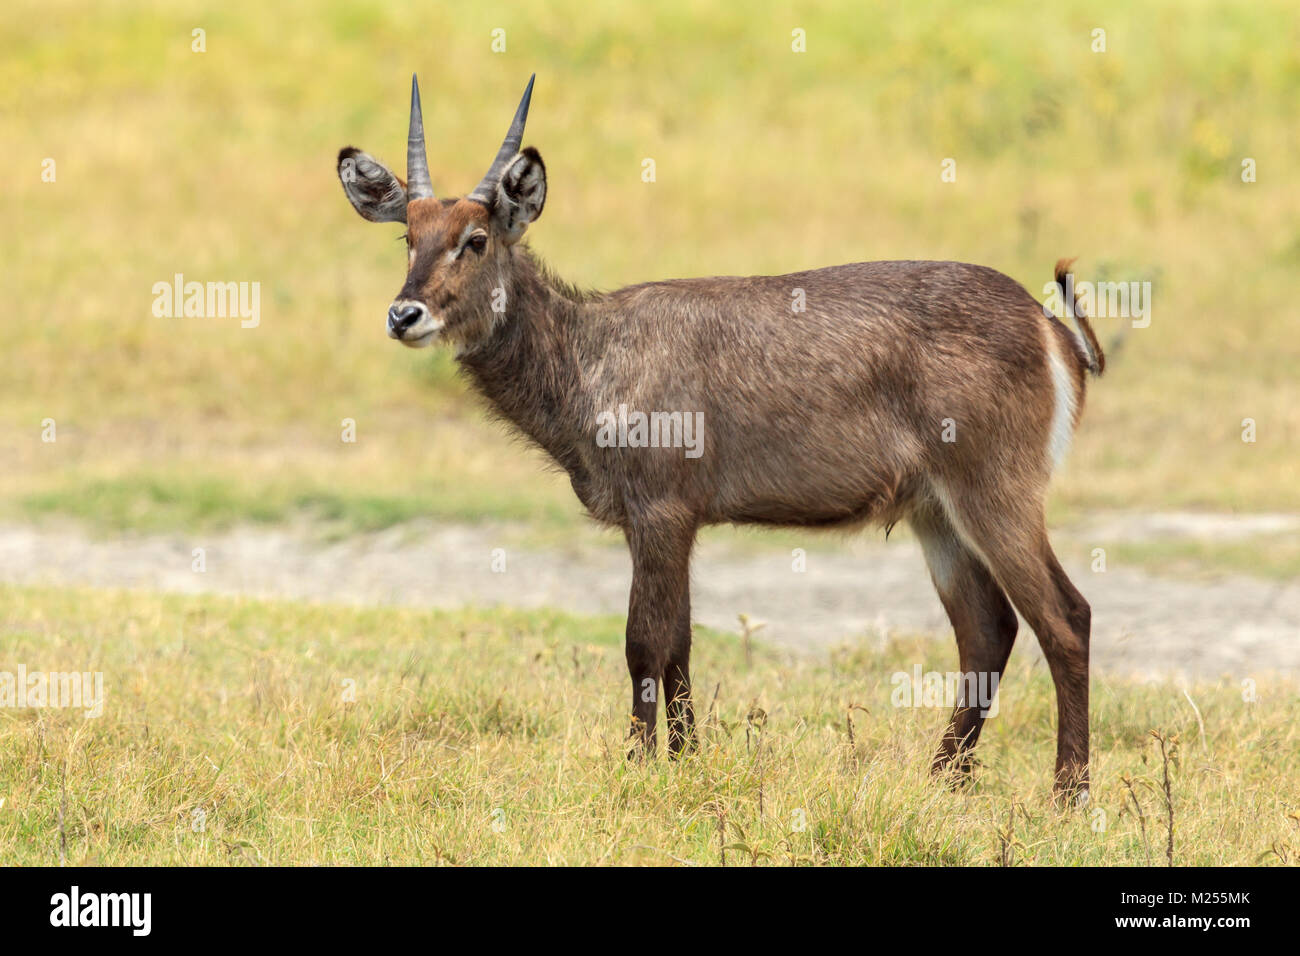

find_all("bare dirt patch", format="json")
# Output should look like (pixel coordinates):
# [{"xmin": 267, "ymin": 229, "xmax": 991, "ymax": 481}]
[{"xmin": 1, "ymin": 514, "xmax": 1294, "ymax": 681}]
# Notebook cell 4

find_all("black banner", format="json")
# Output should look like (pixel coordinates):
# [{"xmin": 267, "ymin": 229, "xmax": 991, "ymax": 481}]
[{"xmin": 0, "ymin": 865, "xmax": 1274, "ymax": 942}]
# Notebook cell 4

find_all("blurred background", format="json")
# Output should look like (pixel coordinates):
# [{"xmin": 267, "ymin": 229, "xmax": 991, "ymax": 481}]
[{"xmin": 2, "ymin": 0, "xmax": 1297, "ymax": 574}]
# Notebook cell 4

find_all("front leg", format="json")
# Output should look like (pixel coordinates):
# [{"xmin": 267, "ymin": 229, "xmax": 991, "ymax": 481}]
[
  {"xmin": 624, "ymin": 514, "xmax": 696, "ymax": 758},
  {"xmin": 664, "ymin": 593, "xmax": 696, "ymax": 758}
]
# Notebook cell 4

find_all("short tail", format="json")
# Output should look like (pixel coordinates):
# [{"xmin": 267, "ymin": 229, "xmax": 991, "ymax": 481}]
[{"xmin": 1055, "ymin": 257, "xmax": 1105, "ymax": 376}]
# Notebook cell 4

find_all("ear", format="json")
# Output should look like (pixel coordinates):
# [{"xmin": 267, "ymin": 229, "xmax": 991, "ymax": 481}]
[
  {"xmin": 492, "ymin": 147, "xmax": 546, "ymax": 243},
  {"xmin": 337, "ymin": 147, "xmax": 408, "ymax": 223}
]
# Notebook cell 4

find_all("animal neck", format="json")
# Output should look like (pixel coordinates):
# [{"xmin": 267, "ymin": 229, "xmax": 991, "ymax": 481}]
[{"xmin": 454, "ymin": 246, "xmax": 600, "ymax": 475}]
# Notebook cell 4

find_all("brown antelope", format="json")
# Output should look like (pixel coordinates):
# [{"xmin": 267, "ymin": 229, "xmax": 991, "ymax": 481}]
[{"xmin": 336, "ymin": 76, "xmax": 1105, "ymax": 800}]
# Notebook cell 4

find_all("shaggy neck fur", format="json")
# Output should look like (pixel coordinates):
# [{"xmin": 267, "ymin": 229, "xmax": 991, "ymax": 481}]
[{"xmin": 455, "ymin": 246, "xmax": 603, "ymax": 480}]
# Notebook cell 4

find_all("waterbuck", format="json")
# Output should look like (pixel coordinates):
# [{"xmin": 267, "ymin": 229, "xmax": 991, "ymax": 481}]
[{"xmin": 336, "ymin": 76, "xmax": 1106, "ymax": 800}]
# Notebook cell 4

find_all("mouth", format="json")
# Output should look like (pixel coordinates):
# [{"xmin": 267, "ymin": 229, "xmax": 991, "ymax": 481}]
[{"xmin": 391, "ymin": 315, "xmax": 445, "ymax": 348}]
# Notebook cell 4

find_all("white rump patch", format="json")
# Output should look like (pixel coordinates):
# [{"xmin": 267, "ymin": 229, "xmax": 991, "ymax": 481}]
[{"xmin": 1046, "ymin": 340, "xmax": 1078, "ymax": 473}]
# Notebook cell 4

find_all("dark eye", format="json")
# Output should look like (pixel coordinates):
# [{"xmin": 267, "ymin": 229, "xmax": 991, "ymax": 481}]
[{"xmin": 468, "ymin": 234, "xmax": 488, "ymax": 255}]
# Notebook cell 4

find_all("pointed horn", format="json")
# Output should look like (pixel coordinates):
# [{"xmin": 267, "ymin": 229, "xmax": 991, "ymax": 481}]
[
  {"xmin": 406, "ymin": 74, "xmax": 434, "ymax": 201},
  {"xmin": 467, "ymin": 74, "xmax": 535, "ymax": 205}
]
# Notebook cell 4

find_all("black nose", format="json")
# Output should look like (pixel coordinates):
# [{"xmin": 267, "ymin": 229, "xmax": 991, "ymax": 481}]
[{"xmin": 387, "ymin": 303, "xmax": 424, "ymax": 337}]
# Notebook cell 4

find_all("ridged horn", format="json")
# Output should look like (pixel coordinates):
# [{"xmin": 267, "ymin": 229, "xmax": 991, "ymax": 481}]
[
  {"xmin": 406, "ymin": 74, "xmax": 434, "ymax": 201},
  {"xmin": 467, "ymin": 74, "xmax": 535, "ymax": 205}
]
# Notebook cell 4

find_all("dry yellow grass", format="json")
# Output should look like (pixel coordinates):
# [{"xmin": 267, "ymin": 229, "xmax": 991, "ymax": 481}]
[{"xmin": 1, "ymin": 584, "xmax": 1296, "ymax": 865}]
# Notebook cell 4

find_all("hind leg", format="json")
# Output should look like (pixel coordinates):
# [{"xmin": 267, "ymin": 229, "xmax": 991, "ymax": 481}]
[
  {"xmin": 933, "ymin": 486, "xmax": 1091, "ymax": 801},
  {"xmin": 911, "ymin": 505, "xmax": 1018, "ymax": 780}
]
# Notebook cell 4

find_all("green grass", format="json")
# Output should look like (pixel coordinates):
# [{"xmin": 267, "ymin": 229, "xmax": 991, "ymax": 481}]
[
  {"xmin": 14, "ymin": 467, "xmax": 575, "ymax": 535},
  {"xmin": 1, "ymin": 0, "xmax": 1297, "ymax": 540},
  {"xmin": 1102, "ymin": 535, "xmax": 1300, "ymax": 582},
  {"xmin": 1, "ymin": 584, "xmax": 1296, "ymax": 865}
]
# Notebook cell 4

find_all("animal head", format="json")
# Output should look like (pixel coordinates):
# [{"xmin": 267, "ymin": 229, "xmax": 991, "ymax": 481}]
[{"xmin": 337, "ymin": 75, "xmax": 547, "ymax": 347}]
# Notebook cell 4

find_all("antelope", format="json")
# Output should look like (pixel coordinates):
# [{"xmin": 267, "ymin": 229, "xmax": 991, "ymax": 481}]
[{"xmin": 336, "ymin": 75, "xmax": 1106, "ymax": 800}]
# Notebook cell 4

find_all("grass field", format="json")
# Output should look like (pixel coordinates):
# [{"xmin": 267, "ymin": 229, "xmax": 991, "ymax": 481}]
[
  {"xmin": 1, "ymin": 583, "xmax": 1296, "ymax": 866},
  {"xmin": 2, "ymin": 0, "xmax": 1298, "ymax": 555}
]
